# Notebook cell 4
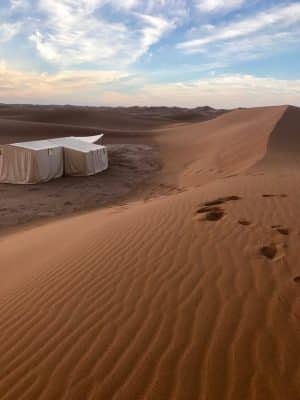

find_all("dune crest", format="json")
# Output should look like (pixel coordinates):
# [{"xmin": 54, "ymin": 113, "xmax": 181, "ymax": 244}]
[{"xmin": 257, "ymin": 105, "xmax": 300, "ymax": 165}]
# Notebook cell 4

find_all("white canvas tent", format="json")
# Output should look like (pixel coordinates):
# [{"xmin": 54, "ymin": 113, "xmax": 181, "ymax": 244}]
[
  {"xmin": 0, "ymin": 140, "xmax": 63, "ymax": 184},
  {"xmin": 50, "ymin": 137, "xmax": 108, "ymax": 176},
  {"xmin": 0, "ymin": 134, "xmax": 108, "ymax": 184}
]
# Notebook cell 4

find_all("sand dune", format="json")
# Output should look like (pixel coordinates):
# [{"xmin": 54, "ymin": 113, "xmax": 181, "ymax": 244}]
[
  {"xmin": 257, "ymin": 105, "xmax": 300, "ymax": 166},
  {"xmin": 0, "ymin": 104, "xmax": 223, "ymax": 148},
  {"xmin": 0, "ymin": 104, "xmax": 223, "ymax": 134},
  {"xmin": 0, "ymin": 105, "xmax": 300, "ymax": 399},
  {"xmin": 153, "ymin": 106, "xmax": 286, "ymax": 187}
]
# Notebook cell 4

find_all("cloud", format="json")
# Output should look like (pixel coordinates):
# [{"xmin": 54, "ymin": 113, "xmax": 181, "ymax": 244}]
[
  {"xmin": 1, "ymin": 62, "xmax": 299, "ymax": 108},
  {"xmin": 10, "ymin": 0, "xmax": 30, "ymax": 10},
  {"xmin": 106, "ymin": 0, "xmax": 139, "ymax": 10},
  {"xmin": 0, "ymin": 22, "xmax": 22, "ymax": 42},
  {"xmin": 144, "ymin": 0, "xmax": 189, "ymax": 20},
  {"xmin": 195, "ymin": 0, "xmax": 245, "ymax": 13},
  {"xmin": 179, "ymin": 3, "xmax": 300, "ymax": 52},
  {"xmin": 28, "ymin": 0, "xmax": 175, "ymax": 67},
  {"xmin": 102, "ymin": 74, "xmax": 300, "ymax": 108},
  {"xmin": 0, "ymin": 60, "xmax": 129, "ymax": 103}
]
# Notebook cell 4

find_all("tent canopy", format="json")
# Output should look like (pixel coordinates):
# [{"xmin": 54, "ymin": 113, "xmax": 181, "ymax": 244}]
[
  {"xmin": 49, "ymin": 137, "xmax": 104, "ymax": 153},
  {"xmin": 72, "ymin": 134, "xmax": 104, "ymax": 144},
  {"xmin": 13, "ymin": 140, "xmax": 61, "ymax": 150}
]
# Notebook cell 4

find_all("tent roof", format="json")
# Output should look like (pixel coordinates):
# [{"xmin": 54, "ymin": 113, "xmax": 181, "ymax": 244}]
[
  {"xmin": 12, "ymin": 140, "xmax": 61, "ymax": 151},
  {"xmin": 49, "ymin": 137, "xmax": 104, "ymax": 153},
  {"xmin": 73, "ymin": 134, "xmax": 104, "ymax": 144},
  {"xmin": 8, "ymin": 134, "xmax": 105, "ymax": 153}
]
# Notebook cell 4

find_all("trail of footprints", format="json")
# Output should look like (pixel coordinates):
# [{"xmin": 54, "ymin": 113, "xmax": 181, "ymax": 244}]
[{"xmin": 195, "ymin": 193, "xmax": 300, "ymax": 283}]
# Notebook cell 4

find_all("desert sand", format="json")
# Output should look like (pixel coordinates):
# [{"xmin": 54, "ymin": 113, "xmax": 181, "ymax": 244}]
[{"xmin": 0, "ymin": 104, "xmax": 300, "ymax": 399}]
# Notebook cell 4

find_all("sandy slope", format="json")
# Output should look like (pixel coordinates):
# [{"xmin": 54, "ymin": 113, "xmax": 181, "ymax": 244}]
[{"xmin": 0, "ymin": 105, "xmax": 300, "ymax": 399}]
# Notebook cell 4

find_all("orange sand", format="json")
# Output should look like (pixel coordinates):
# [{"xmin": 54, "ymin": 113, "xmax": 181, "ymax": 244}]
[{"xmin": 0, "ymin": 105, "xmax": 300, "ymax": 399}]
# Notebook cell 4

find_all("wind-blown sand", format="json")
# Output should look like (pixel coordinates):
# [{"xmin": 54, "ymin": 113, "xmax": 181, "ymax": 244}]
[{"xmin": 0, "ymin": 105, "xmax": 300, "ymax": 399}]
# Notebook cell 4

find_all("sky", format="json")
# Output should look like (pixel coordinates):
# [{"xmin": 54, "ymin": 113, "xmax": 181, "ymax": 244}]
[{"xmin": 0, "ymin": 0, "xmax": 300, "ymax": 107}]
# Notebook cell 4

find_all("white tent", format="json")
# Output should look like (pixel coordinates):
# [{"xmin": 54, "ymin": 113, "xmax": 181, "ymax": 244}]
[
  {"xmin": 0, "ymin": 140, "xmax": 63, "ymax": 184},
  {"xmin": 50, "ymin": 137, "xmax": 108, "ymax": 176},
  {"xmin": 0, "ymin": 135, "xmax": 108, "ymax": 184}
]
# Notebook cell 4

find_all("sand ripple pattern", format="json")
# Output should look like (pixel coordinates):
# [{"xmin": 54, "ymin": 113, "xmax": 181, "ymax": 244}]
[
  {"xmin": 1, "ymin": 105, "xmax": 300, "ymax": 399},
  {"xmin": 0, "ymin": 178, "xmax": 300, "ymax": 400}
]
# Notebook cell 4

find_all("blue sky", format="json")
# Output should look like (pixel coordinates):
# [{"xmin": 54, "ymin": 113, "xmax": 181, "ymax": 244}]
[{"xmin": 0, "ymin": 0, "xmax": 300, "ymax": 107}]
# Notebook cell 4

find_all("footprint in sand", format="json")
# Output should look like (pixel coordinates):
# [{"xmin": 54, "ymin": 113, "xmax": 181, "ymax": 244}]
[
  {"xmin": 238, "ymin": 219, "xmax": 251, "ymax": 226},
  {"xmin": 197, "ymin": 206, "xmax": 220, "ymax": 214},
  {"xmin": 203, "ymin": 195, "xmax": 241, "ymax": 207},
  {"xmin": 260, "ymin": 239, "xmax": 287, "ymax": 261},
  {"xmin": 260, "ymin": 244, "xmax": 278, "ymax": 260},
  {"xmin": 205, "ymin": 209, "xmax": 225, "ymax": 221},
  {"xmin": 196, "ymin": 206, "xmax": 225, "ymax": 221},
  {"xmin": 262, "ymin": 194, "xmax": 288, "ymax": 198},
  {"xmin": 276, "ymin": 228, "xmax": 290, "ymax": 236},
  {"xmin": 271, "ymin": 225, "xmax": 290, "ymax": 236}
]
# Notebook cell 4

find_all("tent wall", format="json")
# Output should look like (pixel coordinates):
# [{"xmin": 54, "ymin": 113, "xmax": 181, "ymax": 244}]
[
  {"xmin": 0, "ymin": 145, "xmax": 63, "ymax": 184},
  {"xmin": 63, "ymin": 146, "xmax": 108, "ymax": 176},
  {"xmin": 86, "ymin": 147, "xmax": 108, "ymax": 175},
  {"xmin": 0, "ymin": 145, "xmax": 37, "ymax": 184},
  {"xmin": 63, "ymin": 148, "xmax": 87, "ymax": 176},
  {"xmin": 36, "ymin": 147, "xmax": 63, "ymax": 182}
]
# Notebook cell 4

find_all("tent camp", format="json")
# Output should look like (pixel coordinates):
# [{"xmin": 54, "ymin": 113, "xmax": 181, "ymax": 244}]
[
  {"xmin": 0, "ymin": 140, "xmax": 63, "ymax": 184},
  {"xmin": 0, "ymin": 134, "xmax": 108, "ymax": 184},
  {"xmin": 50, "ymin": 137, "xmax": 108, "ymax": 176}
]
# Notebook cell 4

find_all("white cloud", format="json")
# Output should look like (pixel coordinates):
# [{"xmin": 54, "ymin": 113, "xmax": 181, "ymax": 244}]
[
  {"xmin": 136, "ymin": 13, "xmax": 173, "ymax": 58},
  {"xmin": 102, "ymin": 75, "xmax": 300, "ymax": 108},
  {"xmin": 10, "ymin": 0, "xmax": 29, "ymax": 10},
  {"xmin": 195, "ymin": 0, "xmax": 245, "ymax": 13},
  {"xmin": 144, "ymin": 0, "xmax": 189, "ymax": 20},
  {"xmin": 0, "ymin": 22, "xmax": 22, "ymax": 42},
  {"xmin": 108, "ymin": 0, "xmax": 139, "ymax": 10},
  {"xmin": 2, "ymin": 62, "xmax": 299, "ymax": 108},
  {"xmin": 179, "ymin": 3, "xmax": 300, "ymax": 51},
  {"xmin": 0, "ymin": 60, "xmax": 129, "ymax": 103},
  {"xmin": 28, "ymin": 0, "xmax": 175, "ymax": 67},
  {"xmin": 191, "ymin": 28, "xmax": 300, "ymax": 70}
]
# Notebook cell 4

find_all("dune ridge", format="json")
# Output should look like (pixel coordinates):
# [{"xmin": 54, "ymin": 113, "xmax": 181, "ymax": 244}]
[{"xmin": 0, "ymin": 105, "xmax": 300, "ymax": 399}]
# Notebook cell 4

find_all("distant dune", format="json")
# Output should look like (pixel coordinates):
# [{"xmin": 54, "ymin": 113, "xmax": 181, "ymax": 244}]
[
  {"xmin": 0, "ymin": 104, "xmax": 224, "ymax": 148},
  {"xmin": 0, "ymin": 104, "xmax": 300, "ymax": 399}
]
